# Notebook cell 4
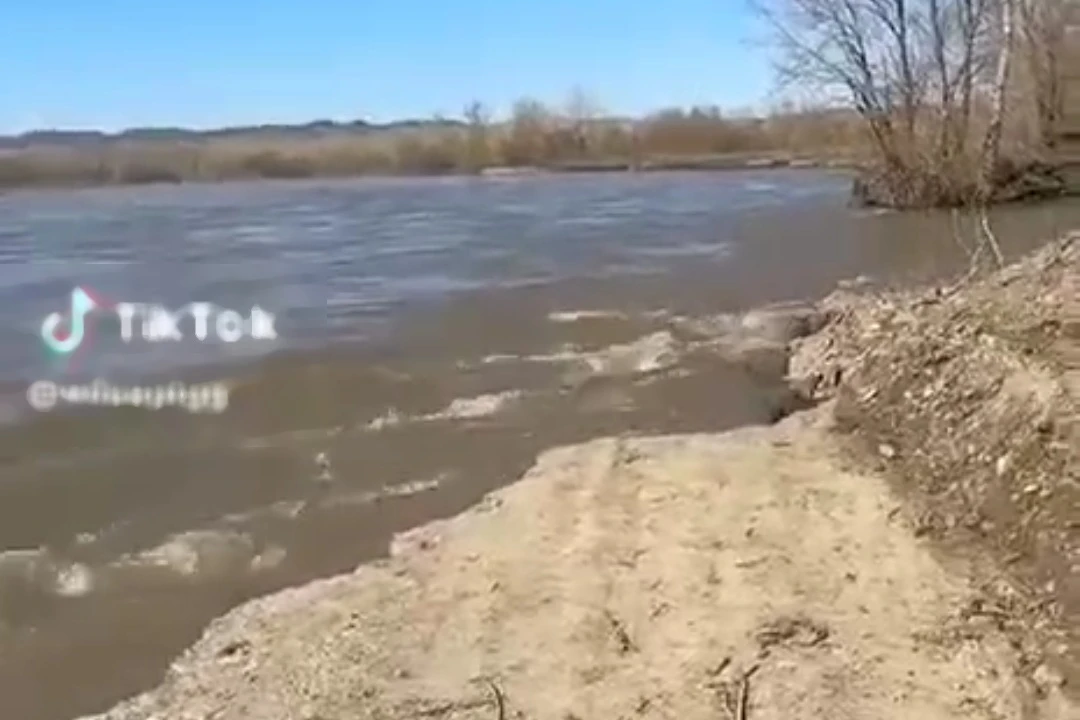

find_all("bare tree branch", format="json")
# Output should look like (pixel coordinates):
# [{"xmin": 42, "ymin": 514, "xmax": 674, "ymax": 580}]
[
  {"xmin": 755, "ymin": 0, "xmax": 1028, "ymax": 208},
  {"xmin": 979, "ymin": 0, "xmax": 1017, "ymax": 198}
]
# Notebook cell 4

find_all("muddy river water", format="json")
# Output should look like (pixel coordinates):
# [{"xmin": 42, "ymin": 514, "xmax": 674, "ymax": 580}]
[{"xmin": 0, "ymin": 170, "xmax": 1077, "ymax": 720}]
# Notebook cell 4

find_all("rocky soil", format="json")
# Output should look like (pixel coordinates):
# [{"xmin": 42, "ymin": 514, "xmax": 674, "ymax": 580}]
[{"xmin": 791, "ymin": 233, "xmax": 1079, "ymax": 701}]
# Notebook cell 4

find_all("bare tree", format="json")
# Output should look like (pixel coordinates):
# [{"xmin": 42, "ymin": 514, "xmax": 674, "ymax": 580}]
[
  {"xmin": 503, "ymin": 98, "xmax": 553, "ymax": 166},
  {"xmin": 565, "ymin": 87, "xmax": 601, "ymax": 123},
  {"xmin": 462, "ymin": 101, "xmax": 492, "ymax": 171},
  {"xmin": 463, "ymin": 100, "xmax": 491, "ymax": 127},
  {"xmin": 953, "ymin": 0, "xmax": 995, "ymax": 161},
  {"xmin": 979, "ymin": 0, "xmax": 1017, "ymax": 198},
  {"xmin": 753, "ymin": 0, "xmax": 1005, "ymax": 206},
  {"xmin": 565, "ymin": 87, "xmax": 602, "ymax": 156},
  {"xmin": 1017, "ymin": 0, "xmax": 1066, "ymax": 151}
]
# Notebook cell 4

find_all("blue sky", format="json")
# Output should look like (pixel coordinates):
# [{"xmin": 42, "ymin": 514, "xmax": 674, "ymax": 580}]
[{"xmin": 0, "ymin": 0, "xmax": 774, "ymax": 133}]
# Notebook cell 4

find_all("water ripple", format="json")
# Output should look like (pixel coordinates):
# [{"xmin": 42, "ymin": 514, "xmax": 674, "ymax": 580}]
[{"xmin": 0, "ymin": 171, "xmax": 852, "ymax": 382}]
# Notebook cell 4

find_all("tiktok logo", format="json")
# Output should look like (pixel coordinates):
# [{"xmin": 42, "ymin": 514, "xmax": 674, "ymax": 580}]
[
  {"xmin": 41, "ymin": 286, "xmax": 99, "ymax": 354},
  {"xmin": 40, "ymin": 286, "xmax": 277, "ymax": 359}
]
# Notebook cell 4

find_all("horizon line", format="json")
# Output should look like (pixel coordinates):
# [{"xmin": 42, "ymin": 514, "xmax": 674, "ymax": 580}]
[{"xmin": 3, "ymin": 99, "xmax": 847, "ymax": 141}]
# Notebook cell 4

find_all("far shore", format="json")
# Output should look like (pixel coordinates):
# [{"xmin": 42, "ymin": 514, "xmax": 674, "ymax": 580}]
[
  {"xmin": 0, "ymin": 106, "xmax": 867, "ymax": 192},
  {"xmin": 0, "ymin": 153, "xmax": 858, "ymax": 194},
  {"xmin": 483, "ymin": 153, "xmax": 855, "ymax": 174}
]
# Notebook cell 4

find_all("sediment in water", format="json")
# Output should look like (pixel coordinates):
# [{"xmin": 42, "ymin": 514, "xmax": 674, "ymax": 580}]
[{"xmin": 79, "ymin": 238, "xmax": 1078, "ymax": 720}]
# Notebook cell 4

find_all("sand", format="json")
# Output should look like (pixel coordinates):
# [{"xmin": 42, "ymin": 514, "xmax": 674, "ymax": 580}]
[{"xmin": 80, "ymin": 408, "xmax": 1071, "ymax": 720}]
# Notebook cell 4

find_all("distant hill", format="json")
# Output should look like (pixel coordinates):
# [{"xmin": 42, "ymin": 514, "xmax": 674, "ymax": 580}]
[{"xmin": 0, "ymin": 118, "xmax": 468, "ymax": 150}]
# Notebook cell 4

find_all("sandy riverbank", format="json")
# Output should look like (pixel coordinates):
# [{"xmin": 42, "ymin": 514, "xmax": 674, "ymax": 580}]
[{"xmin": 79, "ymin": 237, "xmax": 1077, "ymax": 720}]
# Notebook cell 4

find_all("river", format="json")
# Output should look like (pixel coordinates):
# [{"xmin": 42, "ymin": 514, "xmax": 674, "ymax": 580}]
[{"xmin": 0, "ymin": 170, "xmax": 1076, "ymax": 720}]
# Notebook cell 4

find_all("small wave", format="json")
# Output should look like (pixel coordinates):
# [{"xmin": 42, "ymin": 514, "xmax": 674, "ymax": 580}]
[
  {"xmin": 220, "ymin": 473, "xmax": 447, "ymax": 534},
  {"xmin": 0, "ymin": 549, "xmax": 95, "ymax": 599},
  {"xmin": 547, "ymin": 310, "xmax": 627, "ymax": 323},
  {"xmin": 427, "ymin": 391, "xmax": 522, "ymax": 421},
  {"xmin": 480, "ymin": 347, "xmax": 589, "ymax": 366},
  {"xmin": 118, "ymin": 530, "xmax": 257, "ymax": 578},
  {"xmin": 237, "ymin": 426, "xmax": 341, "ymax": 452},
  {"xmin": 5, "ymin": 471, "xmax": 445, "ymax": 600},
  {"xmin": 219, "ymin": 499, "xmax": 307, "ymax": 526},
  {"xmin": 0, "ymin": 535, "xmax": 291, "ymax": 606},
  {"xmin": 231, "ymin": 225, "xmax": 281, "ymax": 245},
  {"xmin": 365, "ymin": 391, "xmax": 522, "ymax": 430},
  {"xmin": 331, "ymin": 475, "xmax": 445, "ymax": 508},
  {"xmin": 480, "ymin": 333, "xmax": 681, "ymax": 377},
  {"xmin": 54, "ymin": 563, "xmax": 94, "ymax": 597},
  {"xmin": 554, "ymin": 215, "xmax": 619, "ymax": 228},
  {"xmin": 582, "ymin": 331, "xmax": 680, "ymax": 375},
  {"xmin": 381, "ymin": 476, "xmax": 444, "ymax": 498},
  {"xmin": 249, "ymin": 545, "xmax": 287, "ymax": 573},
  {"xmin": 366, "ymin": 407, "xmax": 406, "ymax": 430},
  {"xmin": 0, "ymin": 548, "xmax": 49, "ymax": 583},
  {"xmin": 626, "ymin": 241, "xmax": 732, "ymax": 259}
]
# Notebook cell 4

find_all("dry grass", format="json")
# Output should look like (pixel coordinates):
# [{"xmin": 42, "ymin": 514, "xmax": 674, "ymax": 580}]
[{"xmin": 0, "ymin": 106, "xmax": 867, "ymax": 190}]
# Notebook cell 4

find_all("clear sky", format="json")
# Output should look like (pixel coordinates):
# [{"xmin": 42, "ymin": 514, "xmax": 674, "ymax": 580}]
[{"xmin": 0, "ymin": 0, "xmax": 774, "ymax": 134}]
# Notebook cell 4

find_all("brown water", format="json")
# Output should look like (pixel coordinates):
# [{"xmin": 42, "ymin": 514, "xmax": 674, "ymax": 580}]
[{"xmin": 0, "ymin": 171, "xmax": 1077, "ymax": 720}]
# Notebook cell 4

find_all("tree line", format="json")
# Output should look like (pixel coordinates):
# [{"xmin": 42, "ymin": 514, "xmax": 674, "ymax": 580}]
[{"xmin": 0, "ymin": 100, "xmax": 862, "ymax": 189}]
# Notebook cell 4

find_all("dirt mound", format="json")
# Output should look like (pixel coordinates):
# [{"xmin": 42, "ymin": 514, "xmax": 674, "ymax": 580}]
[{"xmin": 791, "ymin": 233, "xmax": 1079, "ymax": 700}]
